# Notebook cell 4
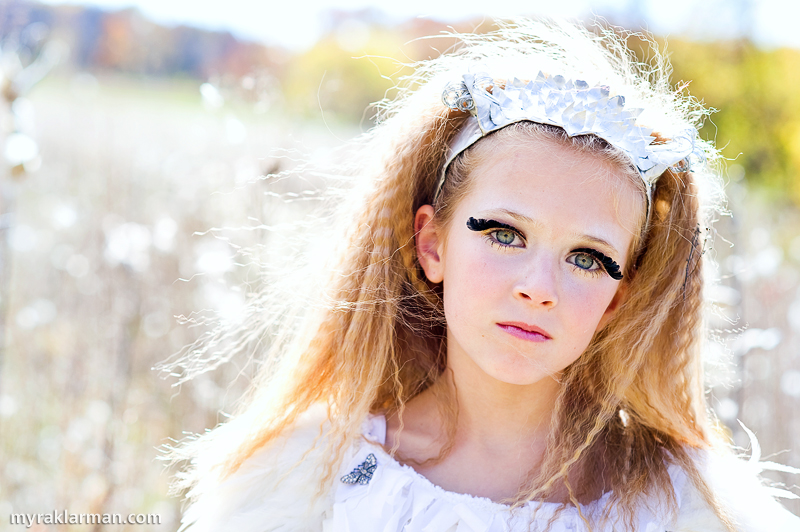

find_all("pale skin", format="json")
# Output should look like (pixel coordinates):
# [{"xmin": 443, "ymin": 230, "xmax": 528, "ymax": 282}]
[{"xmin": 385, "ymin": 136, "xmax": 643, "ymax": 503}]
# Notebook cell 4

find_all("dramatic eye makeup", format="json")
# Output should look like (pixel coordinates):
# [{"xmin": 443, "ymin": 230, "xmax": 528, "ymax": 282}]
[
  {"xmin": 571, "ymin": 248, "xmax": 623, "ymax": 281},
  {"xmin": 466, "ymin": 217, "xmax": 525, "ymax": 248},
  {"xmin": 467, "ymin": 216, "xmax": 623, "ymax": 280},
  {"xmin": 466, "ymin": 217, "xmax": 518, "ymax": 233}
]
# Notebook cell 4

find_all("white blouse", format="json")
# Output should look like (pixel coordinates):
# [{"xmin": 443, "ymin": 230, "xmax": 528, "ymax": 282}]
[{"xmin": 325, "ymin": 414, "xmax": 671, "ymax": 532}]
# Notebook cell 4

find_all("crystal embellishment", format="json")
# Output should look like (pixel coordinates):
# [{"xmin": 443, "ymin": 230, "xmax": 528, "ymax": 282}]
[
  {"xmin": 442, "ymin": 80, "xmax": 474, "ymax": 112},
  {"xmin": 341, "ymin": 453, "xmax": 378, "ymax": 485}
]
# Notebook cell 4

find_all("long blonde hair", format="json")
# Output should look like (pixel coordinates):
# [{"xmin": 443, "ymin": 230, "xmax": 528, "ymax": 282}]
[{"xmin": 168, "ymin": 19, "xmax": 732, "ymax": 531}]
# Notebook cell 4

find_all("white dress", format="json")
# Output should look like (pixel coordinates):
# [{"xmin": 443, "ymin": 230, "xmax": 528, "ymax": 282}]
[{"xmin": 179, "ymin": 405, "xmax": 800, "ymax": 532}]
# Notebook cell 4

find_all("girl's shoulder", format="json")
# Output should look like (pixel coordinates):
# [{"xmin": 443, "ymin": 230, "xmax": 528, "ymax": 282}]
[
  {"xmin": 670, "ymin": 441, "xmax": 800, "ymax": 532},
  {"xmin": 178, "ymin": 403, "xmax": 335, "ymax": 532}
]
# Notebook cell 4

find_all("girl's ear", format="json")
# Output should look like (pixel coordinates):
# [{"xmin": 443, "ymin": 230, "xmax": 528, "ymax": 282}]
[{"xmin": 415, "ymin": 205, "xmax": 445, "ymax": 283}]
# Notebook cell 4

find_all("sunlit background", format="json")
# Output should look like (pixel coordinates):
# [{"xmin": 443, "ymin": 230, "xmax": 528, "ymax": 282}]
[{"xmin": 0, "ymin": 0, "xmax": 799, "ymax": 529}]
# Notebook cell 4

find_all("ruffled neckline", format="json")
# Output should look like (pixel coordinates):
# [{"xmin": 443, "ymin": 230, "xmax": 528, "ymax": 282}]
[
  {"xmin": 364, "ymin": 413, "xmax": 609, "ymax": 515},
  {"xmin": 323, "ymin": 413, "xmax": 643, "ymax": 532}
]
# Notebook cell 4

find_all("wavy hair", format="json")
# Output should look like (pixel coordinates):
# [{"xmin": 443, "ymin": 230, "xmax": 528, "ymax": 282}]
[{"xmin": 167, "ymin": 19, "xmax": 732, "ymax": 531}]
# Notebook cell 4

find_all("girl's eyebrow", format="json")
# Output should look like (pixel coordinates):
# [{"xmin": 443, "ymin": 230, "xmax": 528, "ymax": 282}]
[
  {"xmin": 479, "ymin": 208, "xmax": 623, "ymax": 259},
  {"xmin": 490, "ymin": 208, "xmax": 538, "ymax": 227},
  {"xmin": 570, "ymin": 234, "xmax": 622, "ymax": 260}
]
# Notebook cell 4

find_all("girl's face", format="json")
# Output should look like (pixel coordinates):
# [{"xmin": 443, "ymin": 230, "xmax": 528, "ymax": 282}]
[{"xmin": 416, "ymin": 136, "xmax": 643, "ymax": 387}]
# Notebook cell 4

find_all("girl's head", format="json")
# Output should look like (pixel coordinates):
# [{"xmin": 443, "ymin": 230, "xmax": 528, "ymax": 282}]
[
  {"xmin": 176, "ymin": 19, "xmax": 730, "ymax": 531},
  {"xmin": 414, "ymin": 125, "xmax": 645, "ymax": 388}
]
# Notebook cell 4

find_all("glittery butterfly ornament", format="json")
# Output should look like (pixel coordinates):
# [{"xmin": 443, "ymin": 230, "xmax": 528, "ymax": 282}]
[{"xmin": 340, "ymin": 453, "xmax": 378, "ymax": 485}]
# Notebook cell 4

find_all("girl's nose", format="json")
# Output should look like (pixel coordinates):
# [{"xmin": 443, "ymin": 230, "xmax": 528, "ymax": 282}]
[{"xmin": 513, "ymin": 254, "xmax": 559, "ymax": 308}]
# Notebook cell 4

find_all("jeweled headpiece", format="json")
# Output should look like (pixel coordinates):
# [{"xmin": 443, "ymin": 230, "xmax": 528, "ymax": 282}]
[{"xmin": 437, "ymin": 71, "xmax": 705, "ymax": 212}]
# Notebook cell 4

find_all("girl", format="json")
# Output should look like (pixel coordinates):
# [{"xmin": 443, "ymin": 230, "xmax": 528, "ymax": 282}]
[{"xmin": 171, "ymin": 20, "xmax": 800, "ymax": 532}]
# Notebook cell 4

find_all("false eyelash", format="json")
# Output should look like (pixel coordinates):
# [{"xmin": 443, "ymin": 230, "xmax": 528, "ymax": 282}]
[
  {"xmin": 573, "ymin": 248, "xmax": 623, "ymax": 280},
  {"xmin": 466, "ymin": 217, "xmax": 518, "ymax": 233}
]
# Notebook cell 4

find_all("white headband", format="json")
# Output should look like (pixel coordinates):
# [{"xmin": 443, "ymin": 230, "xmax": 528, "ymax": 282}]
[{"xmin": 437, "ymin": 71, "xmax": 705, "ymax": 212}]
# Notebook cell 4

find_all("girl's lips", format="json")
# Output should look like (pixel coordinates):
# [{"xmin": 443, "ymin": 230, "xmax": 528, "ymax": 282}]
[{"xmin": 497, "ymin": 322, "xmax": 552, "ymax": 342}]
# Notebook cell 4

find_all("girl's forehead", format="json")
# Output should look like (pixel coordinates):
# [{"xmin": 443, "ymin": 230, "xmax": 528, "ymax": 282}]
[
  {"xmin": 472, "ymin": 134, "xmax": 640, "ymax": 191},
  {"xmin": 461, "ymin": 136, "xmax": 646, "ymax": 240}
]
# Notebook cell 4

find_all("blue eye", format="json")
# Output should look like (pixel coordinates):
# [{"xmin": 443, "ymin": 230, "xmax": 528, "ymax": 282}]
[
  {"xmin": 466, "ymin": 218, "xmax": 525, "ymax": 249},
  {"xmin": 573, "ymin": 253, "xmax": 597, "ymax": 270},
  {"xmin": 570, "ymin": 248, "xmax": 624, "ymax": 280},
  {"xmin": 494, "ymin": 230, "xmax": 516, "ymax": 245}
]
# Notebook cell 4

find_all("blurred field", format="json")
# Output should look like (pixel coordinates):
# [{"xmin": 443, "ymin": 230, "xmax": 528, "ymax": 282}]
[
  {"xmin": 0, "ymin": 73, "xmax": 355, "ymax": 530},
  {"xmin": 0, "ymin": 16, "xmax": 800, "ymax": 530}
]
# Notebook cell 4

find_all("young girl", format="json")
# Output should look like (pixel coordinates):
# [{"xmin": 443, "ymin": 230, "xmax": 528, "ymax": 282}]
[{"xmin": 171, "ymin": 20, "xmax": 800, "ymax": 532}]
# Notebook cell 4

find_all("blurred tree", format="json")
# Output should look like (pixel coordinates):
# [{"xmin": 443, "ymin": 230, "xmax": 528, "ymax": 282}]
[
  {"xmin": 665, "ymin": 39, "xmax": 800, "ymax": 205},
  {"xmin": 278, "ymin": 13, "xmax": 492, "ymax": 124},
  {"xmin": 280, "ymin": 33, "xmax": 402, "ymax": 124}
]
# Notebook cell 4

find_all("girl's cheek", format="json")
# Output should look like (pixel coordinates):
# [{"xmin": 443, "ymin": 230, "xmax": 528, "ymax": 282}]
[
  {"xmin": 564, "ymin": 283, "xmax": 618, "ymax": 324},
  {"xmin": 444, "ymin": 244, "xmax": 509, "ymax": 310},
  {"xmin": 464, "ymin": 251, "xmax": 517, "ymax": 293}
]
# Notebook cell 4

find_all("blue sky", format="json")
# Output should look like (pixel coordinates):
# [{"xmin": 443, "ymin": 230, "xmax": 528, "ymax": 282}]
[{"xmin": 40, "ymin": 0, "xmax": 800, "ymax": 50}]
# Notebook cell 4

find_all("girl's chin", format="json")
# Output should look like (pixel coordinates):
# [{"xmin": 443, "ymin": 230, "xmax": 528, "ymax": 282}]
[{"xmin": 478, "ymin": 359, "xmax": 560, "ymax": 388}]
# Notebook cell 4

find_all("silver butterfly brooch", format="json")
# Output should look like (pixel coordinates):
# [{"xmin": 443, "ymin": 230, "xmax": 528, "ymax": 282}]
[{"xmin": 340, "ymin": 453, "xmax": 378, "ymax": 485}]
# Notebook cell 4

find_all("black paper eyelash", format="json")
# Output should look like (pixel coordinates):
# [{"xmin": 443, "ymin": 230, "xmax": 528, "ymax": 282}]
[
  {"xmin": 572, "ymin": 248, "xmax": 623, "ymax": 281},
  {"xmin": 466, "ymin": 217, "xmax": 518, "ymax": 233}
]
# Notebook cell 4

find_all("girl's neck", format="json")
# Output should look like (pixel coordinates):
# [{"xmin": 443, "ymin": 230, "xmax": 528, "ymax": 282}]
[
  {"xmin": 445, "ymin": 347, "xmax": 561, "ymax": 450},
  {"xmin": 384, "ymin": 370, "xmax": 566, "ymax": 502}
]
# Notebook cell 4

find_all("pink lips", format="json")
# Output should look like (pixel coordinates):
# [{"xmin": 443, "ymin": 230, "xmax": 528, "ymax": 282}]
[{"xmin": 497, "ymin": 322, "xmax": 552, "ymax": 342}]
